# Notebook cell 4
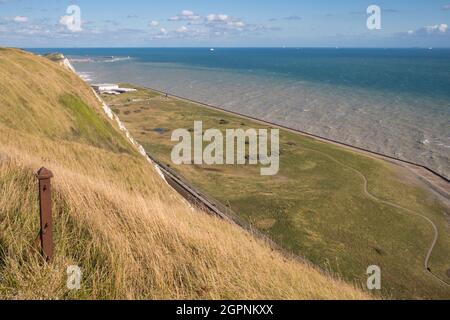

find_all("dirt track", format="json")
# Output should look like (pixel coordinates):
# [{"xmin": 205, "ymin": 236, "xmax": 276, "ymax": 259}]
[{"xmin": 302, "ymin": 146, "xmax": 449, "ymax": 288}]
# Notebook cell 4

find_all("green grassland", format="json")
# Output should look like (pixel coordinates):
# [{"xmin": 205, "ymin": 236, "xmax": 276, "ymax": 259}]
[
  {"xmin": 103, "ymin": 85, "xmax": 450, "ymax": 299},
  {"xmin": 1, "ymin": 48, "xmax": 372, "ymax": 300}
]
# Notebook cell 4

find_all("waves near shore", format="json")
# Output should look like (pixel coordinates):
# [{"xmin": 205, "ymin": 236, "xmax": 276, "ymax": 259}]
[{"xmin": 39, "ymin": 48, "xmax": 450, "ymax": 179}]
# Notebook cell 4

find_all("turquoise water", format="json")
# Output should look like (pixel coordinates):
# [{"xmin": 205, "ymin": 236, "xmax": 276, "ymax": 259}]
[{"xmin": 31, "ymin": 48, "xmax": 450, "ymax": 177}]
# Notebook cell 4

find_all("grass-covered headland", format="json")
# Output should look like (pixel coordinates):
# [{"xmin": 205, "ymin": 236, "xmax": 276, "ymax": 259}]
[{"xmin": 0, "ymin": 48, "xmax": 371, "ymax": 300}]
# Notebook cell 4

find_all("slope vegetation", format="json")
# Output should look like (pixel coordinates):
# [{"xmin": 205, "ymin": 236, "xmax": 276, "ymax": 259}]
[{"xmin": 0, "ymin": 48, "xmax": 370, "ymax": 299}]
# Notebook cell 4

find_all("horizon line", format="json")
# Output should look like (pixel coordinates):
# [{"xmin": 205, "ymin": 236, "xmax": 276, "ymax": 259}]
[{"xmin": 20, "ymin": 46, "xmax": 450, "ymax": 50}]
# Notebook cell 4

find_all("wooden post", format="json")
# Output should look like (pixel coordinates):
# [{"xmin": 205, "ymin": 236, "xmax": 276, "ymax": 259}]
[{"xmin": 36, "ymin": 167, "xmax": 54, "ymax": 263}]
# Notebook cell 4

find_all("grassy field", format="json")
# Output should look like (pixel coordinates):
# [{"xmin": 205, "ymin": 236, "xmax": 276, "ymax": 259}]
[
  {"xmin": 103, "ymin": 85, "xmax": 450, "ymax": 299},
  {"xmin": 0, "ymin": 48, "xmax": 371, "ymax": 300}
]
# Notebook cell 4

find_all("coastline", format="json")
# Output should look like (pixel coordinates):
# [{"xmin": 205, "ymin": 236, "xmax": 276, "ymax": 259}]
[
  {"xmin": 63, "ymin": 51, "xmax": 449, "ymax": 204},
  {"xmin": 140, "ymin": 85, "xmax": 450, "ymax": 202},
  {"xmin": 64, "ymin": 48, "xmax": 450, "ymax": 182}
]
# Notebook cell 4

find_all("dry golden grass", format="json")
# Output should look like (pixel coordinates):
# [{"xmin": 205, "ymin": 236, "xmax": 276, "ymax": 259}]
[{"xmin": 0, "ymin": 48, "xmax": 371, "ymax": 300}]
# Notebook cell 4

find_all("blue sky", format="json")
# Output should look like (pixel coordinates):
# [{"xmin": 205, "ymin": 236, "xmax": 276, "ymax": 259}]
[{"xmin": 0, "ymin": 0, "xmax": 449, "ymax": 47}]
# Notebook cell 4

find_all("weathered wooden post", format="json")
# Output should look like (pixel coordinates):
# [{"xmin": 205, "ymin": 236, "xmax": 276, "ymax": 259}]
[{"xmin": 36, "ymin": 167, "xmax": 54, "ymax": 263}]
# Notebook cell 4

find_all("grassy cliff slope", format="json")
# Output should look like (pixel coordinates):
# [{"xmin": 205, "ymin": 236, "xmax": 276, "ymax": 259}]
[{"xmin": 0, "ymin": 48, "xmax": 370, "ymax": 300}]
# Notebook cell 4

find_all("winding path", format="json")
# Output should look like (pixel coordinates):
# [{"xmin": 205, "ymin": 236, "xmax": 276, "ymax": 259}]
[
  {"xmin": 303, "ymin": 147, "xmax": 450, "ymax": 288},
  {"xmin": 107, "ymin": 87, "xmax": 450, "ymax": 288}
]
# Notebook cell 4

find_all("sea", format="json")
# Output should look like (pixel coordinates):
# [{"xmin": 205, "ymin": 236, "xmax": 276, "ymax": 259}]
[{"xmin": 30, "ymin": 48, "xmax": 450, "ymax": 179}]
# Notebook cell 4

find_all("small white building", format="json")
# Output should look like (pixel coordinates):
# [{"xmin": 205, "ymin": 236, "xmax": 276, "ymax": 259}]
[
  {"xmin": 92, "ymin": 84, "xmax": 137, "ymax": 95},
  {"xmin": 92, "ymin": 84, "xmax": 119, "ymax": 92}
]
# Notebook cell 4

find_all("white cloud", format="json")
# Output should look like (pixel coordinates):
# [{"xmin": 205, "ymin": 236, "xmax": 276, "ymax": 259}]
[
  {"xmin": 407, "ymin": 23, "xmax": 448, "ymax": 36},
  {"xmin": 59, "ymin": 16, "xmax": 73, "ymax": 28},
  {"xmin": 442, "ymin": 4, "xmax": 450, "ymax": 11},
  {"xmin": 169, "ymin": 10, "xmax": 201, "ymax": 22},
  {"xmin": 205, "ymin": 13, "xmax": 248, "ymax": 32},
  {"xmin": 14, "ymin": 16, "xmax": 28, "ymax": 23},
  {"xmin": 207, "ymin": 14, "xmax": 230, "ymax": 22},
  {"xmin": 182, "ymin": 10, "xmax": 194, "ymax": 17},
  {"xmin": 17, "ymin": 24, "xmax": 51, "ymax": 36},
  {"xmin": 424, "ymin": 23, "xmax": 448, "ymax": 34},
  {"xmin": 153, "ymin": 27, "xmax": 169, "ymax": 39},
  {"xmin": 150, "ymin": 20, "xmax": 159, "ymax": 27},
  {"xmin": 176, "ymin": 26, "xmax": 188, "ymax": 33},
  {"xmin": 229, "ymin": 21, "xmax": 246, "ymax": 28},
  {"xmin": 149, "ymin": 10, "xmax": 270, "ymax": 41}
]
